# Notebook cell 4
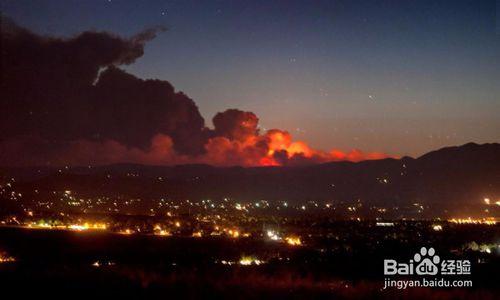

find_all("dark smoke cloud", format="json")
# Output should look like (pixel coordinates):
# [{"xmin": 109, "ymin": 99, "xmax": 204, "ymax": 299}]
[
  {"xmin": 212, "ymin": 109, "xmax": 259, "ymax": 142},
  {"xmin": 0, "ymin": 19, "xmax": 206, "ymax": 157},
  {"xmin": 0, "ymin": 20, "xmax": 390, "ymax": 167},
  {"xmin": 91, "ymin": 66, "xmax": 207, "ymax": 154}
]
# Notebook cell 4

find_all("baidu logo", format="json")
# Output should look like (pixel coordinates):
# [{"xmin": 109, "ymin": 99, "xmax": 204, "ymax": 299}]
[
  {"xmin": 413, "ymin": 247, "xmax": 440, "ymax": 275},
  {"xmin": 384, "ymin": 247, "xmax": 470, "ymax": 276}
]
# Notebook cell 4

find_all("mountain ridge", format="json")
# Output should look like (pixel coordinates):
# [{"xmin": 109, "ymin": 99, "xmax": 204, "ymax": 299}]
[{"xmin": 1, "ymin": 142, "xmax": 499, "ymax": 218}]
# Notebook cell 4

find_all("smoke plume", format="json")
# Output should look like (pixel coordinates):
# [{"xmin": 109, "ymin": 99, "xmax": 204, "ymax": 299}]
[{"xmin": 0, "ymin": 20, "xmax": 389, "ymax": 167}]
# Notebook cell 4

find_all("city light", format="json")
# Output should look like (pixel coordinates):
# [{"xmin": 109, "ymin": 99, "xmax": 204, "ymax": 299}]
[
  {"xmin": 156, "ymin": 230, "xmax": 171, "ymax": 236},
  {"xmin": 239, "ymin": 256, "xmax": 264, "ymax": 266},
  {"xmin": 228, "ymin": 229, "xmax": 240, "ymax": 238},
  {"xmin": 266, "ymin": 230, "xmax": 280, "ymax": 241},
  {"xmin": 285, "ymin": 236, "xmax": 302, "ymax": 246},
  {"xmin": 68, "ymin": 224, "xmax": 87, "ymax": 231},
  {"xmin": 448, "ymin": 217, "xmax": 497, "ymax": 225},
  {"xmin": 67, "ymin": 223, "xmax": 107, "ymax": 231},
  {"xmin": 119, "ymin": 229, "xmax": 133, "ymax": 235},
  {"xmin": 432, "ymin": 224, "xmax": 443, "ymax": 231},
  {"xmin": 0, "ymin": 251, "xmax": 15, "ymax": 263},
  {"xmin": 376, "ymin": 222, "xmax": 394, "ymax": 227}
]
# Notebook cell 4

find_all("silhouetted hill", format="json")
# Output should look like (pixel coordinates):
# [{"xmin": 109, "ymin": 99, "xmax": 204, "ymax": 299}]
[{"xmin": 1, "ymin": 143, "xmax": 499, "ymax": 217}]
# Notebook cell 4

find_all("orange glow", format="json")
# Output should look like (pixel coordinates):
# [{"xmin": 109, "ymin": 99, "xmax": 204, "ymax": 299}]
[
  {"xmin": 50, "ymin": 119, "xmax": 392, "ymax": 167},
  {"xmin": 0, "ymin": 252, "xmax": 15, "ymax": 263},
  {"xmin": 448, "ymin": 217, "xmax": 497, "ymax": 225},
  {"xmin": 119, "ymin": 229, "xmax": 133, "ymax": 235},
  {"xmin": 156, "ymin": 230, "xmax": 171, "ymax": 236},
  {"xmin": 267, "ymin": 130, "xmax": 292, "ymax": 151},
  {"xmin": 285, "ymin": 236, "xmax": 302, "ymax": 246},
  {"xmin": 258, "ymin": 129, "xmax": 390, "ymax": 166},
  {"xmin": 259, "ymin": 156, "xmax": 279, "ymax": 166},
  {"xmin": 227, "ymin": 229, "xmax": 240, "ymax": 238},
  {"xmin": 287, "ymin": 141, "xmax": 313, "ymax": 157}
]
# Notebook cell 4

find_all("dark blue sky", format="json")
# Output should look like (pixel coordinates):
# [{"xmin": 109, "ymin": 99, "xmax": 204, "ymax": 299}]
[{"xmin": 2, "ymin": 0, "xmax": 499, "ymax": 156}]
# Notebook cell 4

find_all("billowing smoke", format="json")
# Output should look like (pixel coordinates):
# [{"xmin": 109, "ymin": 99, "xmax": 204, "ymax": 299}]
[
  {"xmin": 213, "ymin": 109, "xmax": 259, "ymax": 142},
  {"xmin": 0, "ymin": 20, "xmax": 389, "ymax": 167},
  {"xmin": 91, "ymin": 66, "xmax": 208, "ymax": 154},
  {"xmin": 0, "ymin": 19, "xmax": 206, "ymax": 154}
]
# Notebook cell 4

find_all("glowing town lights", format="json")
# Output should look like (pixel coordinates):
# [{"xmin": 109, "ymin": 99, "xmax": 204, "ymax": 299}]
[
  {"xmin": 92, "ymin": 223, "xmax": 107, "ymax": 230},
  {"xmin": 0, "ymin": 254, "xmax": 15, "ymax": 263},
  {"xmin": 228, "ymin": 229, "xmax": 240, "ymax": 238},
  {"xmin": 432, "ymin": 224, "xmax": 443, "ymax": 231},
  {"xmin": 238, "ymin": 258, "xmax": 252, "ymax": 265},
  {"xmin": 68, "ymin": 223, "xmax": 107, "ymax": 231},
  {"xmin": 175, "ymin": 221, "xmax": 181, "ymax": 228},
  {"xmin": 155, "ymin": 230, "xmax": 171, "ymax": 236},
  {"xmin": 448, "ymin": 218, "xmax": 497, "ymax": 225},
  {"xmin": 92, "ymin": 260, "xmax": 115, "ymax": 267},
  {"xmin": 192, "ymin": 231, "xmax": 202, "ymax": 238},
  {"xmin": 0, "ymin": 250, "xmax": 15, "ymax": 263},
  {"xmin": 239, "ymin": 256, "xmax": 264, "ymax": 266},
  {"xmin": 285, "ymin": 236, "xmax": 302, "ymax": 246},
  {"xmin": 484, "ymin": 198, "xmax": 491, "ymax": 205},
  {"xmin": 266, "ymin": 230, "xmax": 280, "ymax": 241},
  {"xmin": 36, "ymin": 222, "xmax": 51, "ymax": 228},
  {"xmin": 496, "ymin": 201, "xmax": 500, "ymax": 206},
  {"xmin": 465, "ymin": 242, "xmax": 499, "ymax": 254},
  {"xmin": 68, "ymin": 224, "xmax": 87, "ymax": 231},
  {"xmin": 376, "ymin": 222, "xmax": 394, "ymax": 227},
  {"xmin": 25, "ymin": 221, "xmax": 108, "ymax": 231},
  {"xmin": 120, "ymin": 229, "xmax": 133, "ymax": 235}
]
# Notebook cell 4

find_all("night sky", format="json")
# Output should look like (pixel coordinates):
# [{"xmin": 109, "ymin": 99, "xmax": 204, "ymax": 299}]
[{"xmin": 1, "ymin": 0, "xmax": 499, "ymax": 166}]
